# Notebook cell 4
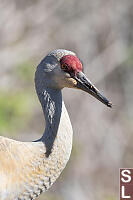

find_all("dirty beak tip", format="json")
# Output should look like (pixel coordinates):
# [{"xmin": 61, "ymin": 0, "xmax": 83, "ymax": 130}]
[{"xmin": 107, "ymin": 101, "xmax": 112, "ymax": 108}]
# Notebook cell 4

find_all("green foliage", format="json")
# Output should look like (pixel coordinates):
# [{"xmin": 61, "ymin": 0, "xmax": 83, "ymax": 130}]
[
  {"xmin": 0, "ymin": 91, "xmax": 33, "ymax": 135},
  {"xmin": 15, "ymin": 61, "xmax": 35, "ymax": 83}
]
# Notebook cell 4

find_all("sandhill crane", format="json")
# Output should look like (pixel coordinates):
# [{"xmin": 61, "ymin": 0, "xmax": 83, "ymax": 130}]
[{"xmin": 0, "ymin": 49, "xmax": 112, "ymax": 200}]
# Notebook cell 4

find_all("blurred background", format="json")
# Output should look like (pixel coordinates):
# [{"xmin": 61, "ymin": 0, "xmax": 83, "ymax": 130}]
[{"xmin": 0, "ymin": 0, "xmax": 133, "ymax": 199}]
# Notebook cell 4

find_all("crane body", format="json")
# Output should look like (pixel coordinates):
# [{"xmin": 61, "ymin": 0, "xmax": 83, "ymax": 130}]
[
  {"xmin": 0, "ymin": 49, "xmax": 111, "ymax": 199},
  {"xmin": 0, "ymin": 90, "xmax": 72, "ymax": 200}
]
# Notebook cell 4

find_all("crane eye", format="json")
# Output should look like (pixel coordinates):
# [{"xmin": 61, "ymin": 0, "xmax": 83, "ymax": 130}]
[{"xmin": 61, "ymin": 64, "xmax": 68, "ymax": 71}]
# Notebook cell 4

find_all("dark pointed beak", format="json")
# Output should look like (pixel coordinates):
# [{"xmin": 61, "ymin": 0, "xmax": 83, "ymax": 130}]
[{"xmin": 74, "ymin": 72, "xmax": 112, "ymax": 107}]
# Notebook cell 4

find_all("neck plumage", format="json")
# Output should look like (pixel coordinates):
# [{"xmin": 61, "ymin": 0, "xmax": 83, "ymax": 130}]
[
  {"xmin": 34, "ymin": 67, "xmax": 73, "ymax": 173},
  {"xmin": 36, "ymin": 87, "xmax": 62, "ymax": 157}
]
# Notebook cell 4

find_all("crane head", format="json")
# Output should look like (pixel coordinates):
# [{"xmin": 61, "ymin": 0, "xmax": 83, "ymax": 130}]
[
  {"xmin": 36, "ymin": 49, "xmax": 112, "ymax": 107},
  {"xmin": 60, "ymin": 53, "xmax": 112, "ymax": 108}
]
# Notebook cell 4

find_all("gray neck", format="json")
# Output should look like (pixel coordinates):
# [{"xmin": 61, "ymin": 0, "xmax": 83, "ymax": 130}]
[{"xmin": 36, "ymin": 87, "xmax": 62, "ymax": 157}]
